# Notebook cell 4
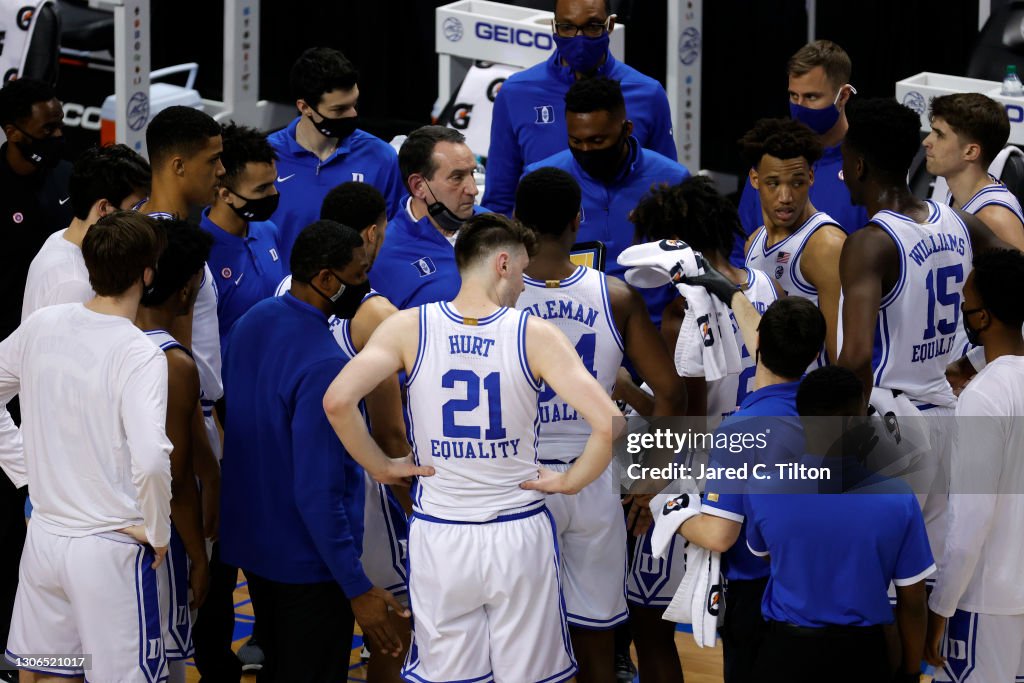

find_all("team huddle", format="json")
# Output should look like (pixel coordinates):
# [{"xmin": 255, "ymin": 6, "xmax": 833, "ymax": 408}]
[{"xmin": 0, "ymin": 1, "xmax": 1022, "ymax": 682}]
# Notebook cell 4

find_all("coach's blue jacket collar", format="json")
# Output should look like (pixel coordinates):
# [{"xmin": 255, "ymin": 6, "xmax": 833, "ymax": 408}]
[
  {"xmin": 276, "ymin": 116, "xmax": 363, "ymax": 164},
  {"xmin": 396, "ymin": 196, "xmax": 490, "ymax": 243},
  {"xmin": 547, "ymin": 50, "xmax": 618, "ymax": 85},
  {"xmin": 280, "ymin": 290, "xmax": 329, "ymax": 322}
]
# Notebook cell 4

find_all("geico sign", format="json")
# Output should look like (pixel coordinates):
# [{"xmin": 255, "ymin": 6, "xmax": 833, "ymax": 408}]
[
  {"xmin": 63, "ymin": 102, "xmax": 103, "ymax": 131},
  {"xmin": 1006, "ymin": 103, "xmax": 1024, "ymax": 124},
  {"xmin": 474, "ymin": 22, "xmax": 553, "ymax": 50}
]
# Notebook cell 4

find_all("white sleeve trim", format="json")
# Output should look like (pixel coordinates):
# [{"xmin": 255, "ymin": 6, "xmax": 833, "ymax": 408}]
[
  {"xmin": 701, "ymin": 505, "xmax": 744, "ymax": 523},
  {"xmin": 746, "ymin": 540, "xmax": 769, "ymax": 557},
  {"xmin": 893, "ymin": 563, "xmax": 937, "ymax": 587}
]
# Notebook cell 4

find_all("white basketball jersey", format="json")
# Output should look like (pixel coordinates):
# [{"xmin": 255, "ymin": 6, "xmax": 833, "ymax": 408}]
[
  {"xmin": 947, "ymin": 178, "xmax": 1024, "ymax": 357},
  {"xmin": 866, "ymin": 201, "xmax": 972, "ymax": 407},
  {"xmin": 516, "ymin": 266, "xmax": 623, "ymax": 463},
  {"xmin": 949, "ymin": 175, "xmax": 1024, "ymax": 226},
  {"xmin": 143, "ymin": 329, "xmax": 189, "ymax": 358},
  {"xmin": 745, "ymin": 211, "xmax": 841, "ymax": 306},
  {"xmin": 678, "ymin": 268, "xmax": 778, "ymax": 424},
  {"xmin": 406, "ymin": 302, "xmax": 543, "ymax": 522}
]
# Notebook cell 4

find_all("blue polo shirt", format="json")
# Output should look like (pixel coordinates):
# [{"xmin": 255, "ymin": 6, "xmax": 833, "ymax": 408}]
[
  {"xmin": 368, "ymin": 197, "xmax": 488, "ymax": 310},
  {"xmin": 268, "ymin": 118, "xmax": 404, "ymax": 267},
  {"xmin": 732, "ymin": 143, "xmax": 868, "ymax": 266},
  {"xmin": 483, "ymin": 50, "xmax": 677, "ymax": 216},
  {"xmin": 700, "ymin": 380, "xmax": 804, "ymax": 582},
  {"xmin": 219, "ymin": 293, "xmax": 372, "ymax": 598},
  {"xmin": 526, "ymin": 138, "xmax": 689, "ymax": 322},
  {"xmin": 199, "ymin": 209, "xmax": 288, "ymax": 350},
  {"xmin": 744, "ymin": 458, "xmax": 935, "ymax": 627}
]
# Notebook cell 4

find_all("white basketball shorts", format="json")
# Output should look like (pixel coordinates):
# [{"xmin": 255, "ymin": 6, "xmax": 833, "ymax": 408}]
[
  {"xmin": 401, "ymin": 505, "xmax": 576, "ymax": 683},
  {"xmin": 5, "ymin": 523, "xmax": 168, "ymax": 682},
  {"xmin": 627, "ymin": 522, "xmax": 687, "ymax": 608},
  {"xmin": 545, "ymin": 461, "xmax": 628, "ymax": 629},
  {"xmin": 158, "ymin": 525, "xmax": 193, "ymax": 660},
  {"xmin": 935, "ymin": 609, "xmax": 1024, "ymax": 682},
  {"xmin": 360, "ymin": 472, "xmax": 409, "ymax": 607}
]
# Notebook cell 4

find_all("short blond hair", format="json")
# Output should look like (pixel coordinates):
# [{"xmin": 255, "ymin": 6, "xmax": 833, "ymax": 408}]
[{"xmin": 787, "ymin": 40, "xmax": 852, "ymax": 90}]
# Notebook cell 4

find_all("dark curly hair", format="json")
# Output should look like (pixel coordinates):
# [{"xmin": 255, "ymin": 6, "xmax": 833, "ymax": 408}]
[
  {"xmin": 630, "ymin": 176, "xmax": 745, "ymax": 258},
  {"xmin": 738, "ymin": 118, "xmax": 824, "ymax": 170}
]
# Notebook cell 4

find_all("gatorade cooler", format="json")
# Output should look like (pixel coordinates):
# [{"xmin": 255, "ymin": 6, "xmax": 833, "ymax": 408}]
[{"xmin": 100, "ymin": 63, "xmax": 203, "ymax": 145}]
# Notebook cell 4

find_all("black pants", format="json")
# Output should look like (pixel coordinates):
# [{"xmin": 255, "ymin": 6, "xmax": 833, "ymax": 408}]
[
  {"xmin": 0, "ymin": 472, "xmax": 25, "ymax": 656},
  {"xmin": 246, "ymin": 572, "xmax": 355, "ymax": 683},
  {"xmin": 753, "ymin": 621, "xmax": 889, "ymax": 682},
  {"xmin": 193, "ymin": 542, "xmax": 242, "ymax": 683},
  {"xmin": 720, "ymin": 576, "xmax": 770, "ymax": 683}
]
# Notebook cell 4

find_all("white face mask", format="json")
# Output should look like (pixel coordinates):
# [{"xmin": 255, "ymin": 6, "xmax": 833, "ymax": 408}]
[{"xmin": 444, "ymin": 231, "xmax": 459, "ymax": 247}]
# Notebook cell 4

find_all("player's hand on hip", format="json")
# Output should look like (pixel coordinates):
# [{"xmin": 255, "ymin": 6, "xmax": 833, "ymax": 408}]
[
  {"xmin": 150, "ymin": 545, "xmax": 168, "ymax": 570},
  {"xmin": 521, "ymin": 467, "xmax": 577, "ymax": 494},
  {"xmin": 116, "ymin": 525, "xmax": 169, "ymax": 568},
  {"xmin": 924, "ymin": 610, "xmax": 947, "ymax": 668},
  {"xmin": 352, "ymin": 587, "xmax": 410, "ymax": 658},
  {"xmin": 376, "ymin": 454, "xmax": 434, "ymax": 486}
]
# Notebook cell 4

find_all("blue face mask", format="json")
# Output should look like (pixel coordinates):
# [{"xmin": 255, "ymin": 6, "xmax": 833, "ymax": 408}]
[
  {"xmin": 553, "ymin": 33, "xmax": 610, "ymax": 75},
  {"xmin": 788, "ymin": 85, "xmax": 856, "ymax": 135}
]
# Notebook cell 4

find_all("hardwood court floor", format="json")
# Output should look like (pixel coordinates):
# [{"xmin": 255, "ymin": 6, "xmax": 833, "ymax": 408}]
[{"xmin": 182, "ymin": 575, "xmax": 933, "ymax": 682}]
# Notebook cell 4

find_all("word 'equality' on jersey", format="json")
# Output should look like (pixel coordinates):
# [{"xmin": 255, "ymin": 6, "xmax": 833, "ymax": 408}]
[
  {"xmin": 911, "ymin": 334, "xmax": 957, "ymax": 363},
  {"xmin": 430, "ymin": 438, "xmax": 522, "ymax": 460},
  {"xmin": 539, "ymin": 402, "xmax": 579, "ymax": 424}
]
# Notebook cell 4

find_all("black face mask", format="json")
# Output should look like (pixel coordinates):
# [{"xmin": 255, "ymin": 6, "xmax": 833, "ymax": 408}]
[
  {"xmin": 310, "ymin": 270, "xmax": 363, "ymax": 318},
  {"xmin": 424, "ymin": 181, "xmax": 467, "ymax": 236},
  {"xmin": 14, "ymin": 125, "xmax": 64, "ymax": 169},
  {"xmin": 571, "ymin": 125, "xmax": 628, "ymax": 183},
  {"xmin": 308, "ymin": 107, "xmax": 359, "ymax": 140},
  {"xmin": 331, "ymin": 279, "xmax": 372, "ymax": 321},
  {"xmin": 228, "ymin": 189, "xmax": 280, "ymax": 223},
  {"xmin": 962, "ymin": 307, "xmax": 989, "ymax": 347}
]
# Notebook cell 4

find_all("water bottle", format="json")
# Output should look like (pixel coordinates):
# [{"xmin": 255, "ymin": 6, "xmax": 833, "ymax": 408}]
[{"xmin": 1002, "ymin": 64, "xmax": 1024, "ymax": 97}]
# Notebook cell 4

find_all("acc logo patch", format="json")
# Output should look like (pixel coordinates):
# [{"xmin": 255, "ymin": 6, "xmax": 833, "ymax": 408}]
[
  {"xmin": 707, "ymin": 583, "xmax": 723, "ymax": 616},
  {"xmin": 659, "ymin": 239, "xmax": 691, "ymax": 251},
  {"xmin": 883, "ymin": 411, "xmax": 901, "ymax": 444},
  {"xmin": 662, "ymin": 493, "xmax": 690, "ymax": 515},
  {"xmin": 16, "ymin": 6, "xmax": 34, "ymax": 30},
  {"xmin": 221, "ymin": 267, "xmax": 232, "ymax": 279},
  {"xmin": 697, "ymin": 314, "xmax": 714, "ymax": 347},
  {"xmin": 11, "ymin": 212, "xmax": 23, "ymax": 224}
]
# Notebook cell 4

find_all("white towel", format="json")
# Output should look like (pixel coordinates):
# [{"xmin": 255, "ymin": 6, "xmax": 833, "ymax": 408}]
[
  {"xmin": 673, "ymin": 282, "xmax": 741, "ymax": 382},
  {"xmin": 617, "ymin": 239, "xmax": 698, "ymax": 288},
  {"xmin": 663, "ymin": 543, "xmax": 723, "ymax": 647},
  {"xmin": 649, "ymin": 491, "xmax": 702, "ymax": 560},
  {"xmin": 618, "ymin": 241, "xmax": 740, "ymax": 382},
  {"xmin": 866, "ymin": 387, "xmax": 934, "ymax": 510},
  {"xmin": 647, "ymin": 491, "xmax": 724, "ymax": 647}
]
